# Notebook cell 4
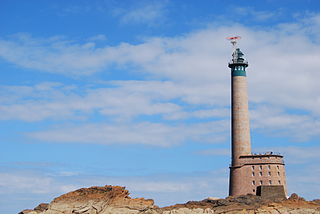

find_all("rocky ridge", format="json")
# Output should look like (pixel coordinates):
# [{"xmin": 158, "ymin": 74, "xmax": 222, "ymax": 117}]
[{"xmin": 20, "ymin": 185, "xmax": 320, "ymax": 214}]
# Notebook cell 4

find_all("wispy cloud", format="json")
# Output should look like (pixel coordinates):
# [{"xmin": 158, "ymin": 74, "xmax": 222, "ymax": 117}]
[
  {"xmin": 27, "ymin": 120, "xmax": 228, "ymax": 147},
  {"xmin": 0, "ymin": 81, "xmax": 229, "ymax": 122},
  {"xmin": 0, "ymin": 14, "xmax": 319, "ymax": 144},
  {"xmin": 0, "ymin": 171, "xmax": 68, "ymax": 194},
  {"xmin": 0, "ymin": 167, "xmax": 228, "ymax": 208},
  {"xmin": 262, "ymin": 146, "xmax": 320, "ymax": 164},
  {"xmin": 2, "ymin": 157, "xmax": 320, "ymax": 213},
  {"xmin": 197, "ymin": 148, "xmax": 229, "ymax": 156},
  {"xmin": 113, "ymin": 1, "xmax": 168, "ymax": 25},
  {"xmin": 233, "ymin": 7, "xmax": 282, "ymax": 21},
  {"xmin": 87, "ymin": 34, "xmax": 107, "ymax": 42},
  {"xmin": 250, "ymin": 106, "xmax": 320, "ymax": 142}
]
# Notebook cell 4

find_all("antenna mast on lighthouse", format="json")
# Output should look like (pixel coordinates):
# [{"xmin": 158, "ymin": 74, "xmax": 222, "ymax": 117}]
[
  {"xmin": 226, "ymin": 36, "xmax": 241, "ymax": 49},
  {"xmin": 226, "ymin": 36, "xmax": 241, "ymax": 63}
]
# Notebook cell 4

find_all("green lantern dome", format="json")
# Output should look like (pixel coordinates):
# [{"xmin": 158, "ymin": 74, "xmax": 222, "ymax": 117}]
[{"xmin": 228, "ymin": 48, "xmax": 248, "ymax": 76}]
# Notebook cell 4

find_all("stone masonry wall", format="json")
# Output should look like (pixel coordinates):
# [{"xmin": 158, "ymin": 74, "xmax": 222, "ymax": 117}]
[{"xmin": 230, "ymin": 155, "xmax": 287, "ymax": 196}]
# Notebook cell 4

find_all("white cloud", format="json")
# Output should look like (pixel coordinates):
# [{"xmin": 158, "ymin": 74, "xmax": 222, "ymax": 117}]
[
  {"xmin": 0, "ymin": 172, "xmax": 60, "ymax": 194},
  {"xmin": 0, "ymin": 81, "xmax": 229, "ymax": 122},
  {"xmin": 266, "ymin": 146, "xmax": 320, "ymax": 164},
  {"xmin": 233, "ymin": 7, "xmax": 281, "ymax": 21},
  {"xmin": 2, "ymin": 154, "xmax": 320, "ymax": 212},
  {"xmin": 87, "ymin": 34, "xmax": 107, "ymax": 42},
  {"xmin": 192, "ymin": 109, "xmax": 229, "ymax": 119},
  {"xmin": 253, "ymin": 145, "xmax": 320, "ymax": 165},
  {"xmin": 113, "ymin": 1, "xmax": 168, "ymax": 25},
  {"xmin": 0, "ymin": 168, "xmax": 228, "ymax": 208},
  {"xmin": 28, "ymin": 120, "xmax": 228, "ymax": 147},
  {"xmin": 2, "ymin": 160, "xmax": 320, "ymax": 213},
  {"xmin": 0, "ymin": 14, "xmax": 319, "ymax": 143},
  {"xmin": 197, "ymin": 148, "xmax": 229, "ymax": 156},
  {"xmin": 287, "ymin": 162, "xmax": 320, "ymax": 199},
  {"xmin": 250, "ymin": 106, "xmax": 320, "ymax": 141},
  {"xmin": 1, "ymin": 78, "xmax": 319, "ymax": 144}
]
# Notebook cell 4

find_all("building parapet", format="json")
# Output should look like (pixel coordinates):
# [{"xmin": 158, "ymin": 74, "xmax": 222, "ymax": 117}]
[
  {"xmin": 237, "ymin": 153, "xmax": 284, "ymax": 165},
  {"xmin": 240, "ymin": 153, "xmax": 283, "ymax": 158}
]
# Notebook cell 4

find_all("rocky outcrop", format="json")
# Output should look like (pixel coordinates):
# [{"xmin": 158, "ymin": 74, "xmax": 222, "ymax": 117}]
[
  {"xmin": 20, "ymin": 185, "xmax": 320, "ymax": 214},
  {"xmin": 19, "ymin": 185, "xmax": 156, "ymax": 214}
]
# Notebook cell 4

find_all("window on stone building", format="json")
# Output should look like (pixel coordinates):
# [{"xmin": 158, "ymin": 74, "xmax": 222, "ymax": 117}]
[
  {"xmin": 269, "ymin": 180, "xmax": 272, "ymax": 185},
  {"xmin": 253, "ymin": 189, "xmax": 255, "ymax": 193},
  {"xmin": 268, "ymin": 165, "xmax": 271, "ymax": 169},
  {"xmin": 252, "ymin": 181, "xmax": 255, "ymax": 185},
  {"xmin": 260, "ymin": 180, "xmax": 263, "ymax": 185},
  {"xmin": 268, "ymin": 172, "xmax": 271, "ymax": 176},
  {"xmin": 252, "ymin": 166, "xmax": 254, "ymax": 170},
  {"xmin": 277, "ymin": 172, "xmax": 280, "ymax": 176},
  {"xmin": 278, "ymin": 180, "xmax": 281, "ymax": 184},
  {"xmin": 259, "ymin": 172, "xmax": 262, "ymax": 176},
  {"xmin": 252, "ymin": 172, "xmax": 255, "ymax": 176},
  {"xmin": 277, "ymin": 165, "xmax": 279, "ymax": 169},
  {"xmin": 259, "ymin": 166, "xmax": 262, "ymax": 170}
]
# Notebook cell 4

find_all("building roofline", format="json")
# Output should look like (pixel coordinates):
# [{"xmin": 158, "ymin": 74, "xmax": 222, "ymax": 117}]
[{"xmin": 239, "ymin": 154, "xmax": 284, "ymax": 158}]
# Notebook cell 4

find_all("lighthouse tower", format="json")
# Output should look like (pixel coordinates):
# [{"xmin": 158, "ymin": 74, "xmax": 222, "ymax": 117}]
[
  {"xmin": 227, "ymin": 37, "xmax": 287, "ymax": 197},
  {"xmin": 229, "ymin": 41, "xmax": 251, "ymax": 166}
]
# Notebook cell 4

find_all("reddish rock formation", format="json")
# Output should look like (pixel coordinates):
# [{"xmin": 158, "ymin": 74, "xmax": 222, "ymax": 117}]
[
  {"xmin": 53, "ymin": 185, "xmax": 155, "ymax": 209},
  {"xmin": 20, "ymin": 185, "xmax": 320, "ymax": 214}
]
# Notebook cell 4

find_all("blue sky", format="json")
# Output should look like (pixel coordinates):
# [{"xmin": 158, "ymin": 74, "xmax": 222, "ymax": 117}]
[{"xmin": 1, "ymin": 0, "xmax": 320, "ymax": 213}]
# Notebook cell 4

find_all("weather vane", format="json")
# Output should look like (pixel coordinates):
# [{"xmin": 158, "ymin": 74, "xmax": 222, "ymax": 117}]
[
  {"xmin": 226, "ymin": 36, "xmax": 242, "ymax": 62},
  {"xmin": 226, "ymin": 36, "xmax": 241, "ymax": 50}
]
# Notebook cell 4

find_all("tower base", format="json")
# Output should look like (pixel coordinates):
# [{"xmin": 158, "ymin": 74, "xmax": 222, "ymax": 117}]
[{"xmin": 229, "ymin": 153, "xmax": 287, "ymax": 197}]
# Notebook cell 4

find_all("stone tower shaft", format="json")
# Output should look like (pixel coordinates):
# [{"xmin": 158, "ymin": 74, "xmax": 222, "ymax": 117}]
[{"xmin": 229, "ymin": 48, "xmax": 251, "ymax": 166}]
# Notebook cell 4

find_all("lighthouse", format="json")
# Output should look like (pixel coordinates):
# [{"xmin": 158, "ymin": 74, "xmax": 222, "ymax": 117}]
[
  {"xmin": 227, "ymin": 37, "xmax": 287, "ymax": 197},
  {"xmin": 229, "ymin": 43, "xmax": 251, "ymax": 166}
]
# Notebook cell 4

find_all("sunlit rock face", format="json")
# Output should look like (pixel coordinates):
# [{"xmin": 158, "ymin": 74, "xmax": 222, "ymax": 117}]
[{"xmin": 19, "ymin": 185, "xmax": 320, "ymax": 214}]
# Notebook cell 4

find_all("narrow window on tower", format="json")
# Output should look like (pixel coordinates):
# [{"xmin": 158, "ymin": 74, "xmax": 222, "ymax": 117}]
[
  {"xmin": 259, "ymin": 166, "xmax": 262, "ymax": 170},
  {"xmin": 259, "ymin": 172, "xmax": 262, "ymax": 176},
  {"xmin": 252, "ymin": 166, "xmax": 254, "ymax": 170},
  {"xmin": 253, "ymin": 189, "xmax": 255, "ymax": 193},
  {"xmin": 269, "ymin": 180, "xmax": 272, "ymax": 185},
  {"xmin": 252, "ymin": 172, "xmax": 255, "ymax": 176},
  {"xmin": 278, "ymin": 180, "xmax": 281, "ymax": 184},
  {"xmin": 268, "ymin": 165, "xmax": 271, "ymax": 169},
  {"xmin": 252, "ymin": 181, "xmax": 255, "ymax": 185},
  {"xmin": 260, "ymin": 180, "xmax": 263, "ymax": 185},
  {"xmin": 277, "ymin": 172, "xmax": 280, "ymax": 176},
  {"xmin": 268, "ymin": 172, "xmax": 271, "ymax": 176},
  {"xmin": 277, "ymin": 165, "xmax": 279, "ymax": 169}
]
